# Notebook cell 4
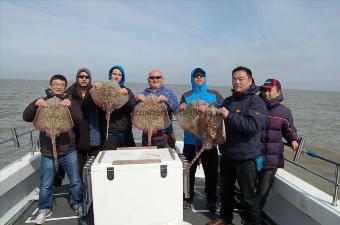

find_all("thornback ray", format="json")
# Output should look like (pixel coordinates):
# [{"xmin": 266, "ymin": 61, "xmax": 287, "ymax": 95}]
[
  {"xmin": 33, "ymin": 96, "xmax": 74, "ymax": 172},
  {"xmin": 175, "ymin": 102, "xmax": 225, "ymax": 171},
  {"xmin": 90, "ymin": 80, "xmax": 129, "ymax": 142},
  {"xmin": 132, "ymin": 94, "xmax": 170, "ymax": 146}
]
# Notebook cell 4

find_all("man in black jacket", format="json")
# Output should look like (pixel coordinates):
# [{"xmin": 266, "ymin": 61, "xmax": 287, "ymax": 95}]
[
  {"xmin": 23, "ymin": 74, "xmax": 83, "ymax": 224},
  {"xmin": 207, "ymin": 67, "xmax": 268, "ymax": 225},
  {"xmin": 67, "ymin": 68, "xmax": 102, "ymax": 178}
]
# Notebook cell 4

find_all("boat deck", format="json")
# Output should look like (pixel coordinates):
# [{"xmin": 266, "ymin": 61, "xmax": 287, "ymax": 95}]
[{"xmin": 13, "ymin": 178, "xmax": 246, "ymax": 225}]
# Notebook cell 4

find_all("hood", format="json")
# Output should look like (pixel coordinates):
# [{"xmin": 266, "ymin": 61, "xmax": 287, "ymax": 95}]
[
  {"xmin": 108, "ymin": 65, "xmax": 125, "ymax": 86},
  {"xmin": 76, "ymin": 68, "xmax": 92, "ymax": 84},
  {"xmin": 261, "ymin": 93, "xmax": 284, "ymax": 109},
  {"xmin": 232, "ymin": 79, "xmax": 261, "ymax": 99},
  {"xmin": 67, "ymin": 68, "xmax": 92, "ymax": 99},
  {"xmin": 191, "ymin": 67, "xmax": 208, "ymax": 94}
]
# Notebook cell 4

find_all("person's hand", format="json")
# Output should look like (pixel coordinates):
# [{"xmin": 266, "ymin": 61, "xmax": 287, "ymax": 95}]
[
  {"xmin": 291, "ymin": 140, "xmax": 299, "ymax": 151},
  {"xmin": 93, "ymin": 82, "xmax": 103, "ymax": 90},
  {"xmin": 180, "ymin": 103, "xmax": 186, "ymax": 110},
  {"xmin": 35, "ymin": 98, "xmax": 48, "ymax": 107},
  {"xmin": 60, "ymin": 99, "xmax": 71, "ymax": 107},
  {"xmin": 157, "ymin": 95, "xmax": 168, "ymax": 103},
  {"xmin": 136, "ymin": 94, "xmax": 146, "ymax": 102},
  {"xmin": 197, "ymin": 104, "xmax": 207, "ymax": 113},
  {"xmin": 218, "ymin": 107, "xmax": 229, "ymax": 118},
  {"xmin": 119, "ymin": 88, "xmax": 128, "ymax": 95}
]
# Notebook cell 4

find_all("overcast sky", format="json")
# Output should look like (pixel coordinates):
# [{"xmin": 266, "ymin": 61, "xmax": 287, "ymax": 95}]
[{"xmin": 1, "ymin": 0, "xmax": 339, "ymax": 92}]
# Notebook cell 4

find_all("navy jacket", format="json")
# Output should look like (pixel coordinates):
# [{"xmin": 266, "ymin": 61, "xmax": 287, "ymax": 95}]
[
  {"xmin": 261, "ymin": 95, "xmax": 299, "ymax": 169},
  {"xmin": 219, "ymin": 82, "xmax": 268, "ymax": 160}
]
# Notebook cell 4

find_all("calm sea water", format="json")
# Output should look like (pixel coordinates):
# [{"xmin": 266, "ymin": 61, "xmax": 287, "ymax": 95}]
[{"xmin": 1, "ymin": 79, "xmax": 339, "ymax": 193}]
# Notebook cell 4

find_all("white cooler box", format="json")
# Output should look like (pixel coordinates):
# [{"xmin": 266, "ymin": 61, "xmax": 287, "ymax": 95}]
[{"xmin": 91, "ymin": 148, "xmax": 183, "ymax": 225}]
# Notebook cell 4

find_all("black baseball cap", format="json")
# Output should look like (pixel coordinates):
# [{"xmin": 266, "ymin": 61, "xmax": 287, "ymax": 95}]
[{"xmin": 261, "ymin": 79, "xmax": 281, "ymax": 89}]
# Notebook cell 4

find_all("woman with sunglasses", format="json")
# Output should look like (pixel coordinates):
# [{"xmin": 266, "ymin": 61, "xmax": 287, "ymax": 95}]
[
  {"xmin": 179, "ymin": 67, "xmax": 224, "ymax": 212},
  {"xmin": 136, "ymin": 69, "xmax": 180, "ymax": 148}
]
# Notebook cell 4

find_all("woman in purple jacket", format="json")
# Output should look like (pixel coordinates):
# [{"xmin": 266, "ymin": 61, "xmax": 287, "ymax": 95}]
[{"xmin": 257, "ymin": 78, "xmax": 299, "ymax": 208}]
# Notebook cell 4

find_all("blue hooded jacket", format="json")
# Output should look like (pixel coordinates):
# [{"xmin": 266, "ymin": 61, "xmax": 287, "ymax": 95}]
[
  {"xmin": 108, "ymin": 65, "xmax": 126, "ymax": 87},
  {"xmin": 180, "ymin": 68, "xmax": 224, "ymax": 145}
]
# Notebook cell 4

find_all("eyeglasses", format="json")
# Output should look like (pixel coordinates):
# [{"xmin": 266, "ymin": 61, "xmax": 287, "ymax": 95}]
[
  {"xmin": 78, "ymin": 75, "xmax": 90, "ymax": 79},
  {"xmin": 51, "ymin": 83, "xmax": 66, "ymax": 87},
  {"xmin": 193, "ymin": 73, "xmax": 205, "ymax": 78},
  {"xmin": 148, "ymin": 76, "xmax": 162, "ymax": 80}
]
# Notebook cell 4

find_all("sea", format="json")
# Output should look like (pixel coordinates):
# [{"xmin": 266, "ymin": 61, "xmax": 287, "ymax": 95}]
[{"xmin": 0, "ymin": 79, "xmax": 339, "ymax": 195}]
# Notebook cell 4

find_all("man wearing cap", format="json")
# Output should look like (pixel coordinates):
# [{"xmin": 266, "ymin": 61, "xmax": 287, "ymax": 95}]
[
  {"xmin": 207, "ymin": 66, "xmax": 267, "ymax": 225},
  {"xmin": 179, "ymin": 68, "xmax": 224, "ymax": 212},
  {"xmin": 136, "ymin": 69, "xmax": 179, "ymax": 148},
  {"xmin": 257, "ymin": 78, "xmax": 299, "ymax": 208}
]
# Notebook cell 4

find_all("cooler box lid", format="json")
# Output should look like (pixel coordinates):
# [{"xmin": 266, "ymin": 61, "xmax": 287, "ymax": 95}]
[{"xmin": 91, "ymin": 148, "xmax": 182, "ymax": 172}]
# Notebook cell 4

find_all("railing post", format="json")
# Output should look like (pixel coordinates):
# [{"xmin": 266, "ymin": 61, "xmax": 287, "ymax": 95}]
[
  {"xmin": 30, "ymin": 131, "xmax": 35, "ymax": 155},
  {"xmin": 11, "ymin": 128, "xmax": 20, "ymax": 147},
  {"xmin": 332, "ymin": 166, "xmax": 339, "ymax": 206}
]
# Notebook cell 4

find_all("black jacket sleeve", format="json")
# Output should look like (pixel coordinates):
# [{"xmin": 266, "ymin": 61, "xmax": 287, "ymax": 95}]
[
  {"xmin": 70, "ymin": 99, "xmax": 83, "ymax": 125},
  {"xmin": 23, "ymin": 99, "xmax": 39, "ymax": 122}
]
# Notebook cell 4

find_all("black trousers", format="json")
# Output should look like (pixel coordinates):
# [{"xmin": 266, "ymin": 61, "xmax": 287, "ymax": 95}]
[
  {"xmin": 105, "ymin": 130, "xmax": 135, "ymax": 150},
  {"xmin": 183, "ymin": 144, "xmax": 218, "ymax": 204},
  {"xmin": 77, "ymin": 147, "xmax": 102, "ymax": 179},
  {"xmin": 257, "ymin": 168, "xmax": 277, "ymax": 208},
  {"xmin": 220, "ymin": 156, "xmax": 261, "ymax": 225}
]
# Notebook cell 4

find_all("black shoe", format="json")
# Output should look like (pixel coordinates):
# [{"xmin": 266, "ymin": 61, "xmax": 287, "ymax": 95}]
[
  {"xmin": 183, "ymin": 200, "xmax": 192, "ymax": 209},
  {"xmin": 207, "ymin": 203, "xmax": 217, "ymax": 213}
]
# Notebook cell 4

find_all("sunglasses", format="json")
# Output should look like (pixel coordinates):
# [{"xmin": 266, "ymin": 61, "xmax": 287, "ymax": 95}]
[
  {"xmin": 193, "ymin": 73, "xmax": 205, "ymax": 78},
  {"xmin": 148, "ymin": 76, "xmax": 162, "ymax": 80},
  {"xmin": 78, "ymin": 75, "xmax": 90, "ymax": 79}
]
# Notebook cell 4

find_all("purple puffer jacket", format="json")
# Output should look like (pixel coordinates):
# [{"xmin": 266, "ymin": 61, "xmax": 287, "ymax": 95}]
[{"xmin": 261, "ymin": 95, "xmax": 299, "ymax": 169}]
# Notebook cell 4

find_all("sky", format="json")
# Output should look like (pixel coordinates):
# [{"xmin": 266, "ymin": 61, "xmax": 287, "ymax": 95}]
[{"xmin": 1, "ymin": 0, "xmax": 340, "ymax": 92}]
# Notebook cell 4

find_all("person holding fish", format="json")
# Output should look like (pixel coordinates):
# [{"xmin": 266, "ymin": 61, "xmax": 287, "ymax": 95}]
[
  {"xmin": 136, "ymin": 69, "xmax": 180, "ymax": 148},
  {"xmin": 179, "ymin": 68, "xmax": 224, "ymax": 213},
  {"xmin": 23, "ymin": 74, "xmax": 83, "ymax": 224},
  {"xmin": 93, "ymin": 65, "xmax": 137, "ymax": 150},
  {"xmin": 67, "ymin": 68, "xmax": 103, "ymax": 178},
  {"xmin": 207, "ymin": 66, "xmax": 267, "ymax": 225}
]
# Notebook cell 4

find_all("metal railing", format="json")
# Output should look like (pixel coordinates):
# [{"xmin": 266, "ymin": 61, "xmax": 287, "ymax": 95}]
[
  {"xmin": 286, "ymin": 137, "xmax": 339, "ymax": 206},
  {"xmin": 0, "ymin": 128, "xmax": 39, "ymax": 170},
  {"xmin": 1, "ymin": 128, "xmax": 339, "ymax": 206}
]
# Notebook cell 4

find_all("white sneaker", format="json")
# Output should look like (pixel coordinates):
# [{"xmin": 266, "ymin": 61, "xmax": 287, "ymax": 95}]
[{"xmin": 35, "ymin": 210, "xmax": 52, "ymax": 224}]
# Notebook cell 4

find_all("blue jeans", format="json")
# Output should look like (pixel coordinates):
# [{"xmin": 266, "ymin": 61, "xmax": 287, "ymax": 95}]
[{"xmin": 38, "ymin": 150, "xmax": 83, "ymax": 210}]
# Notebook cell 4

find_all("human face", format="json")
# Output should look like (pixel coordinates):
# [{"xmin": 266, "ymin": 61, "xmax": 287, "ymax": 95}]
[
  {"xmin": 77, "ymin": 72, "xmax": 90, "ymax": 87},
  {"xmin": 193, "ymin": 74, "xmax": 205, "ymax": 86},
  {"xmin": 148, "ymin": 70, "xmax": 164, "ymax": 90},
  {"xmin": 49, "ymin": 79, "xmax": 66, "ymax": 95},
  {"xmin": 232, "ymin": 70, "xmax": 252, "ymax": 93},
  {"xmin": 111, "ymin": 68, "xmax": 123, "ymax": 83},
  {"xmin": 261, "ymin": 87, "xmax": 280, "ymax": 101}
]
